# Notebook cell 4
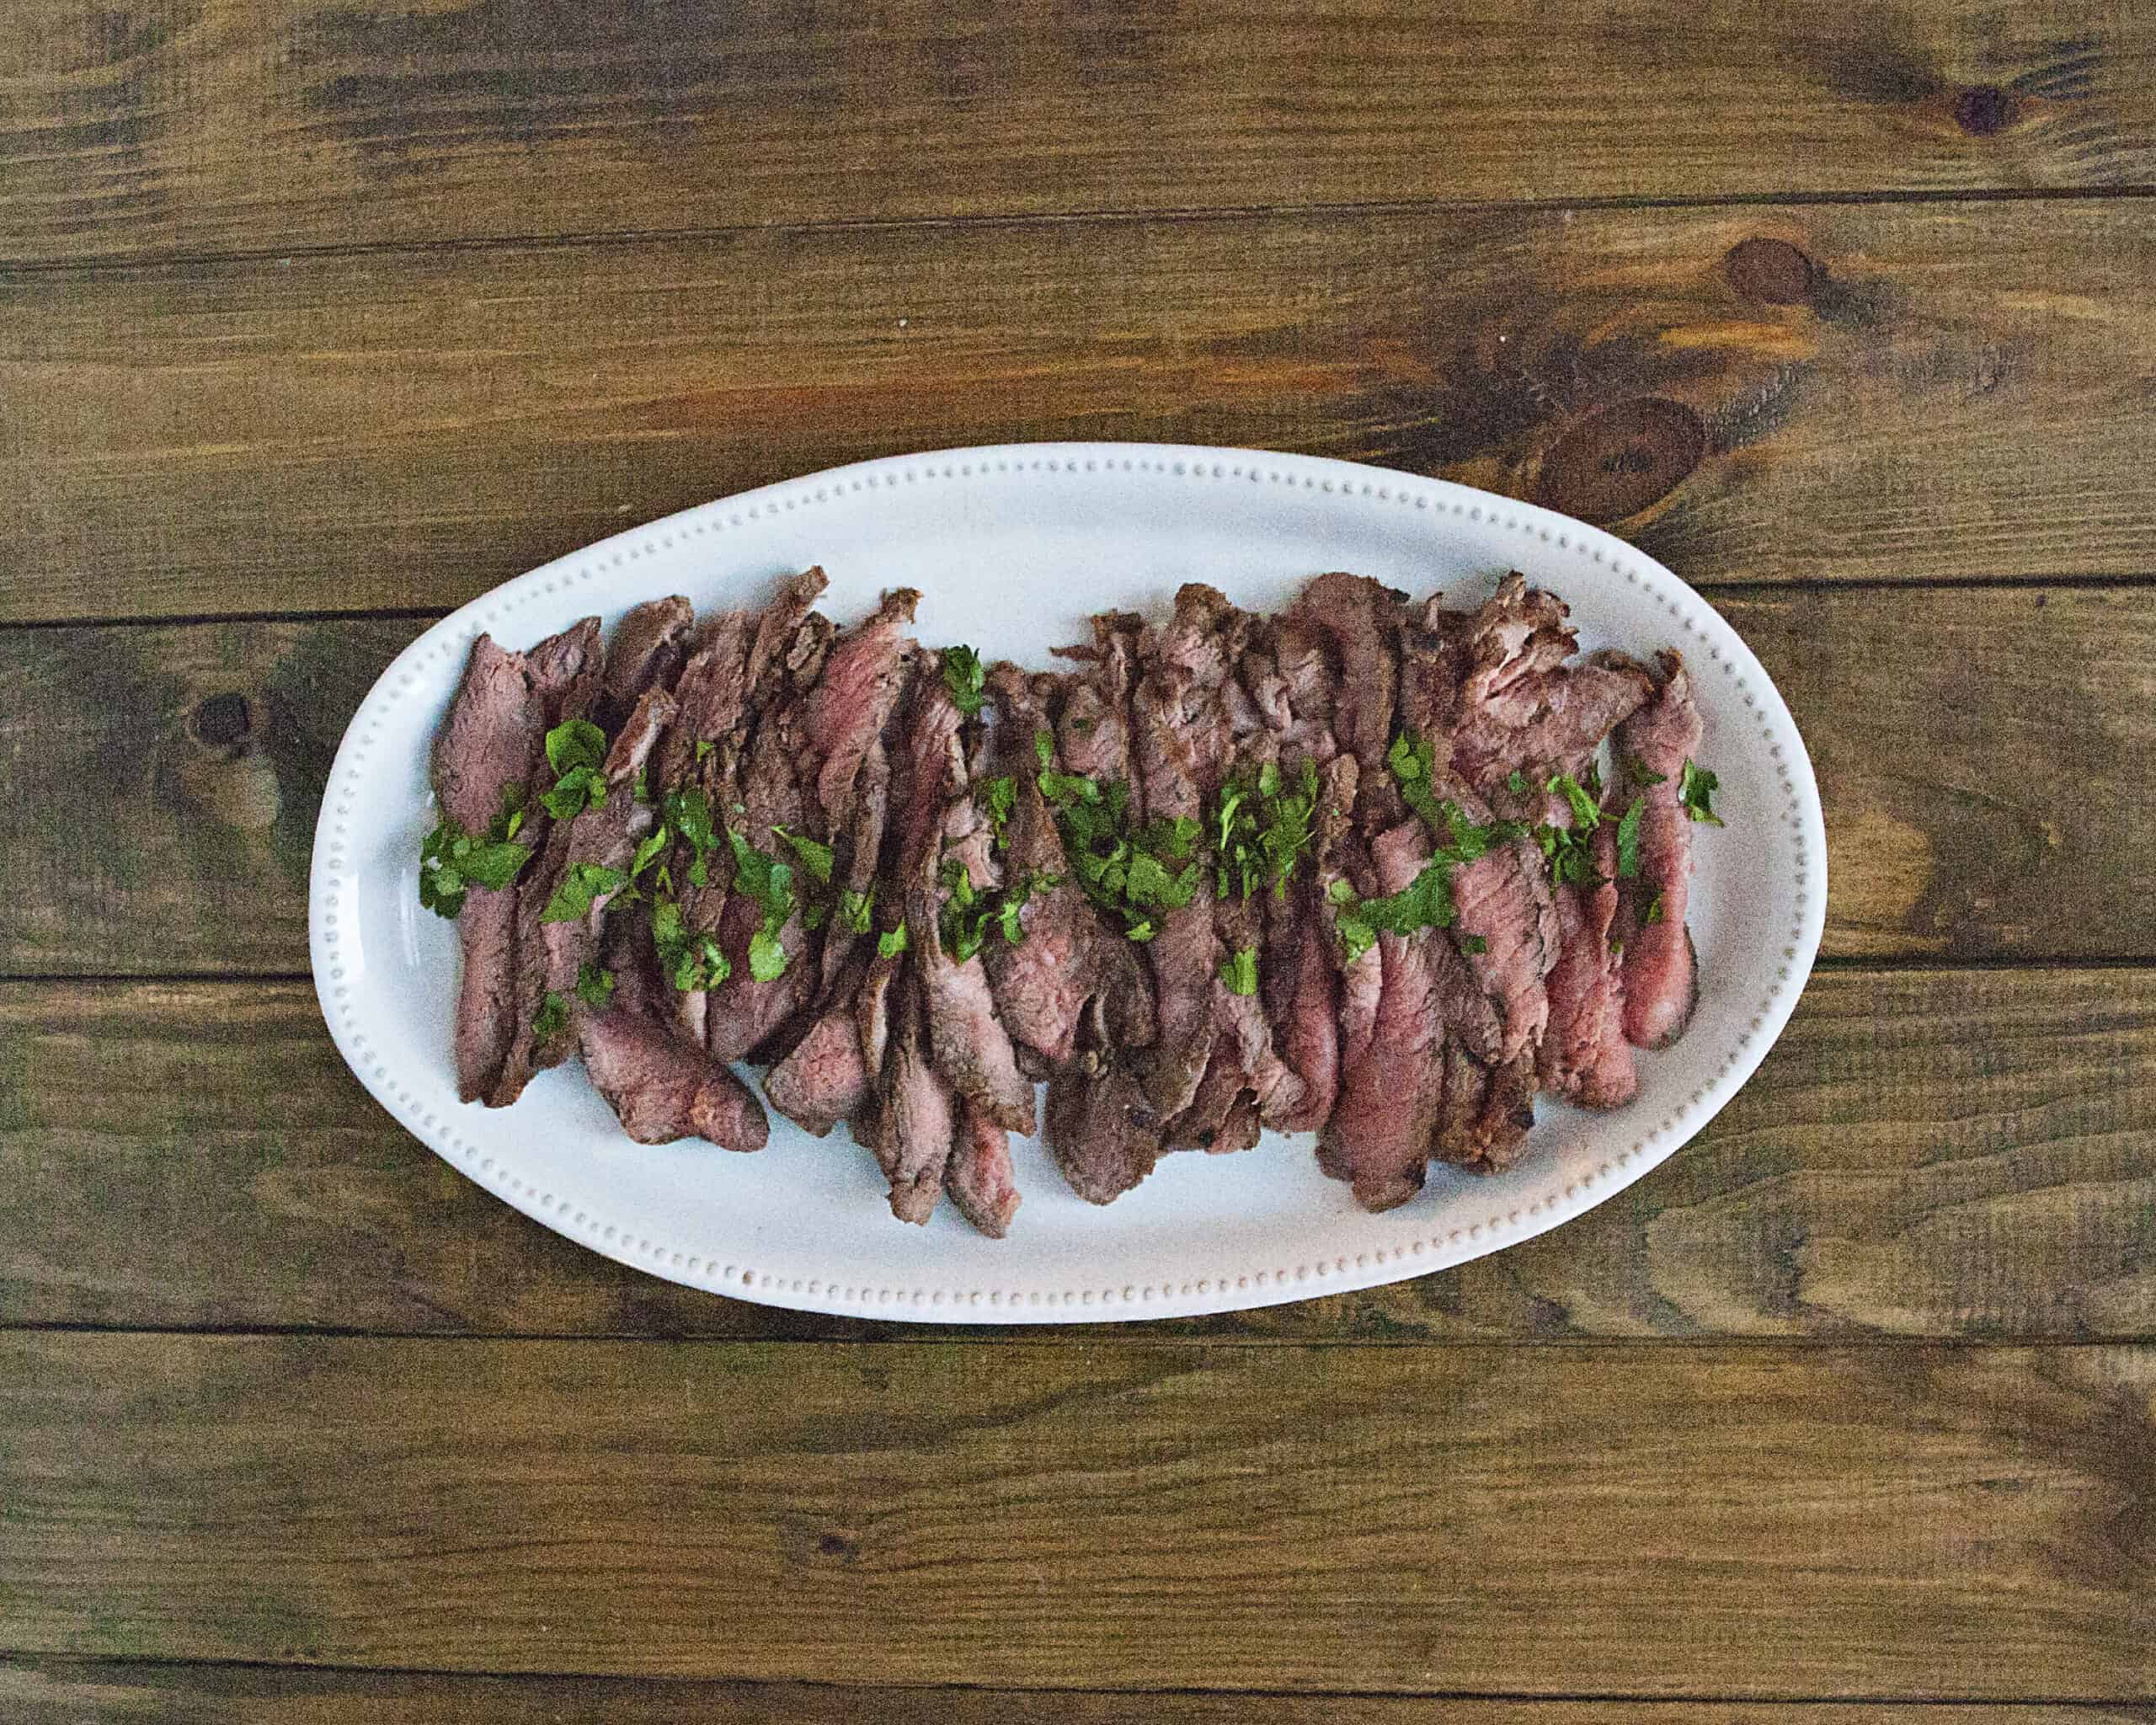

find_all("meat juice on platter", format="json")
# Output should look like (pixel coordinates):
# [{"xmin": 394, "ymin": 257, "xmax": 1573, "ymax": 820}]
[{"xmin": 422, "ymin": 565, "xmax": 1725, "ymax": 1240}]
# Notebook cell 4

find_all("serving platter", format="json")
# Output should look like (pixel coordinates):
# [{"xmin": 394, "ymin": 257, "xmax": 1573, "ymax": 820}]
[{"xmin": 309, "ymin": 442, "xmax": 1825, "ymax": 1324}]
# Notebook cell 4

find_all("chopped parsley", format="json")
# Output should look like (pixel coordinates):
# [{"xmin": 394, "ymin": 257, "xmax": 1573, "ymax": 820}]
[
  {"xmin": 877, "ymin": 923, "xmax": 910, "ymax": 959},
  {"xmin": 1508, "ymin": 768, "xmax": 1531, "ymax": 796},
  {"xmin": 662, "ymin": 787, "xmax": 722, "ymax": 889},
  {"xmin": 727, "ymin": 828, "xmax": 799, "ymax": 983},
  {"xmin": 1219, "ymin": 945, "xmax": 1259, "ymax": 996},
  {"xmin": 838, "ymin": 886, "xmax": 876, "ymax": 934},
  {"xmin": 541, "ymin": 861, "xmax": 629, "ymax": 924},
  {"xmin": 1460, "ymin": 933, "xmax": 1489, "ymax": 955},
  {"xmin": 1627, "ymin": 755, "xmax": 1667, "ymax": 787},
  {"xmin": 942, "ymin": 645, "xmax": 988, "ymax": 718},
  {"xmin": 979, "ymin": 776, "xmax": 1017, "ymax": 851},
  {"xmin": 1386, "ymin": 733, "xmax": 1449, "ymax": 832},
  {"xmin": 418, "ymin": 784, "xmax": 531, "ymax": 918},
  {"xmin": 1614, "ymin": 795, "xmax": 1645, "ymax": 879},
  {"xmin": 651, "ymin": 897, "xmax": 728, "ymax": 991},
  {"xmin": 574, "ymin": 961, "xmax": 616, "ymax": 1010},
  {"xmin": 1679, "ymin": 759, "xmax": 1724, "ymax": 826},
  {"xmin": 773, "ymin": 825, "xmax": 835, "ymax": 885},
  {"xmin": 1039, "ymin": 766, "xmax": 1203, "ymax": 942},
  {"xmin": 540, "ymin": 719, "xmax": 610, "ymax": 820},
  {"xmin": 532, "ymin": 991, "xmax": 570, "ymax": 1039},
  {"xmin": 632, "ymin": 766, "xmax": 650, "ymax": 805},
  {"xmin": 937, "ymin": 855, "xmax": 1059, "ymax": 963}
]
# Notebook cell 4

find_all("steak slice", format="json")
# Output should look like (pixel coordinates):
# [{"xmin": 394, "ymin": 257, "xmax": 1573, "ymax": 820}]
[
  {"xmin": 1289, "ymin": 571, "xmax": 1400, "ymax": 797},
  {"xmin": 945, "ymin": 1100, "xmax": 1021, "ymax": 1238},
  {"xmin": 874, "ymin": 969, "xmax": 958, "ymax": 1226},
  {"xmin": 1318, "ymin": 819, "xmax": 1445, "ymax": 1212},
  {"xmin": 905, "ymin": 669, "xmax": 1037, "ymax": 1137},
  {"xmin": 1134, "ymin": 586, "xmax": 1241, "ymax": 1123},
  {"xmin": 578, "ymin": 1007, "xmax": 769, "ymax": 1151},
  {"xmin": 595, "ymin": 595, "xmax": 693, "ymax": 733},
  {"xmin": 1537, "ymin": 800, "xmax": 1638, "ymax": 1108},
  {"xmin": 482, "ymin": 617, "xmax": 606, "ymax": 1107},
  {"xmin": 432, "ymin": 633, "xmax": 542, "ymax": 1102},
  {"xmin": 1433, "ymin": 1043, "xmax": 1538, "ymax": 1173},
  {"xmin": 763, "ymin": 985, "xmax": 873, "ymax": 1139},
  {"xmin": 1611, "ymin": 650, "xmax": 1704, "ymax": 1049},
  {"xmin": 497, "ymin": 686, "xmax": 676, "ymax": 1098},
  {"xmin": 1044, "ymin": 989, "xmax": 1164, "ymax": 1204}
]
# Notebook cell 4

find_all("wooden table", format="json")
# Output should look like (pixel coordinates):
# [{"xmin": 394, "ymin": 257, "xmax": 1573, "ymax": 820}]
[{"xmin": 5, "ymin": 4, "xmax": 2153, "ymax": 1717}]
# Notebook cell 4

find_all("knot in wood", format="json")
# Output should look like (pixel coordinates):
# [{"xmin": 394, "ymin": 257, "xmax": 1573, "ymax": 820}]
[{"xmin": 1531, "ymin": 398, "xmax": 1706, "ymax": 526}]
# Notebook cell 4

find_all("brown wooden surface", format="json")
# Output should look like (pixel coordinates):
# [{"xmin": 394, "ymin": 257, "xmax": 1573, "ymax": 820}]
[
  {"xmin": 3, "ymin": 2, "xmax": 2149, "ymax": 265},
  {"xmin": 3, "ymin": 1333, "xmax": 2152, "ymax": 1696},
  {"xmin": 5, "ymin": 1665, "xmax": 2150, "ymax": 1725},
  {"xmin": 9, "ymin": 0, "xmax": 2153, "ymax": 1712},
  {"xmin": 5, "ymin": 587, "xmax": 2148, "ymax": 977},
  {"xmin": 4, "ymin": 968, "xmax": 2151, "ymax": 1343},
  {"xmin": 13, "ymin": 200, "xmax": 2156, "ymax": 623}
]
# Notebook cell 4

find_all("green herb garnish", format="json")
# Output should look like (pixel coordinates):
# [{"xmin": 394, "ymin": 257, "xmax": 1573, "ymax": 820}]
[
  {"xmin": 651, "ymin": 897, "xmax": 729, "ymax": 991},
  {"xmin": 418, "ymin": 785, "xmax": 532, "ymax": 919},
  {"xmin": 663, "ymin": 787, "xmax": 721, "ymax": 889},
  {"xmin": 942, "ymin": 645, "xmax": 988, "ymax": 718},
  {"xmin": 1614, "ymin": 795, "xmax": 1645, "ymax": 880},
  {"xmin": 541, "ymin": 861, "xmax": 629, "ymax": 924},
  {"xmin": 575, "ymin": 961, "xmax": 616, "ymax": 1010},
  {"xmin": 1679, "ymin": 759, "xmax": 1723, "ymax": 826},
  {"xmin": 539, "ymin": 719, "xmax": 610, "ymax": 820},
  {"xmin": 773, "ymin": 825, "xmax": 835, "ymax": 885},
  {"xmin": 979, "ymin": 776, "xmax": 1017, "ymax": 851},
  {"xmin": 1219, "ymin": 945, "xmax": 1259, "ymax": 996},
  {"xmin": 878, "ymin": 924, "xmax": 910, "ymax": 959},
  {"xmin": 839, "ymin": 886, "xmax": 876, "ymax": 934},
  {"xmin": 532, "ymin": 991, "xmax": 570, "ymax": 1039}
]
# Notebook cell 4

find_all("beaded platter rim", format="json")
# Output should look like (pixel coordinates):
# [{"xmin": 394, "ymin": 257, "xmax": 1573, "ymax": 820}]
[{"xmin": 308, "ymin": 441, "xmax": 1826, "ymax": 1325}]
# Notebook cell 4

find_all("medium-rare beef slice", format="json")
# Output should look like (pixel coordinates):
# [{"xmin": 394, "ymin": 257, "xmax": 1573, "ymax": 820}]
[
  {"xmin": 480, "ymin": 617, "xmax": 605, "ymax": 1107},
  {"xmin": 763, "ymin": 982, "xmax": 873, "ymax": 1138},
  {"xmin": 1538, "ymin": 814, "xmax": 1638, "ymax": 1108},
  {"xmin": 1317, "ymin": 821, "xmax": 1442, "ymax": 1212},
  {"xmin": 1610, "ymin": 649, "xmax": 1703, "ymax": 1050},
  {"xmin": 874, "ymin": 969, "xmax": 958, "ymax": 1226},
  {"xmin": 946, "ymin": 1100, "xmax": 1021, "ymax": 1238},
  {"xmin": 1134, "ymin": 586, "xmax": 1242, "ymax": 1122},
  {"xmin": 595, "ymin": 596, "xmax": 694, "ymax": 733},
  {"xmin": 905, "ymin": 669, "xmax": 1038, "ymax": 1137},
  {"xmin": 1045, "ymin": 987, "xmax": 1164, "ymax": 1204},
  {"xmin": 1288, "ymin": 572, "xmax": 1401, "ymax": 798},
  {"xmin": 703, "ymin": 607, "xmax": 842, "ymax": 1065},
  {"xmin": 433, "ymin": 633, "xmax": 543, "ymax": 1102},
  {"xmin": 979, "ymin": 666, "xmax": 1099, "ymax": 1068},
  {"xmin": 579, "ymin": 1007, "xmax": 769, "ymax": 1152},
  {"xmin": 494, "ymin": 686, "xmax": 676, "ymax": 1100}
]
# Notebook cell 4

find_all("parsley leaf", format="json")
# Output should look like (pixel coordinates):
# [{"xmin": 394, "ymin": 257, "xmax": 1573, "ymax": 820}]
[
  {"xmin": 1615, "ymin": 795, "xmax": 1645, "ymax": 879},
  {"xmin": 725, "ymin": 827, "xmax": 798, "ymax": 981},
  {"xmin": 532, "ymin": 991, "xmax": 570, "ymax": 1039},
  {"xmin": 942, "ymin": 646, "xmax": 988, "ymax": 718},
  {"xmin": 1387, "ymin": 733, "xmax": 1448, "ymax": 831},
  {"xmin": 1627, "ymin": 755, "xmax": 1668, "ymax": 787},
  {"xmin": 1679, "ymin": 759, "xmax": 1724, "ymax": 826},
  {"xmin": 1548, "ymin": 772, "xmax": 1601, "ymax": 831},
  {"xmin": 631, "ymin": 826, "xmax": 670, "ymax": 880},
  {"xmin": 773, "ymin": 825, "xmax": 835, "ymax": 885},
  {"xmin": 1219, "ymin": 945, "xmax": 1259, "ymax": 996},
  {"xmin": 839, "ymin": 886, "xmax": 876, "ymax": 934},
  {"xmin": 541, "ymin": 761, "xmax": 608, "ymax": 821},
  {"xmin": 1508, "ymin": 768, "xmax": 1531, "ymax": 796},
  {"xmin": 632, "ymin": 766, "xmax": 650, "ymax": 806},
  {"xmin": 748, "ymin": 927, "xmax": 788, "ymax": 982},
  {"xmin": 541, "ymin": 862, "xmax": 628, "ymax": 924},
  {"xmin": 418, "ymin": 785, "xmax": 533, "ymax": 918},
  {"xmin": 1459, "ymin": 932, "xmax": 1488, "ymax": 955},
  {"xmin": 877, "ymin": 924, "xmax": 910, "ymax": 959},
  {"xmin": 664, "ymin": 787, "xmax": 720, "ymax": 888},
  {"xmin": 1035, "ymin": 729, "xmax": 1055, "ymax": 772},
  {"xmin": 575, "ymin": 961, "xmax": 616, "ymax": 1010},
  {"xmin": 545, "ymin": 719, "xmax": 606, "ymax": 777},
  {"xmin": 651, "ymin": 897, "xmax": 728, "ymax": 991},
  {"xmin": 979, "ymin": 776, "xmax": 1017, "ymax": 851}
]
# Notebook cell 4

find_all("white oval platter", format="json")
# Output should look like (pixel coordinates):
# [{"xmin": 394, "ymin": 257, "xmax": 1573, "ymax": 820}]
[{"xmin": 310, "ymin": 441, "xmax": 1825, "ymax": 1325}]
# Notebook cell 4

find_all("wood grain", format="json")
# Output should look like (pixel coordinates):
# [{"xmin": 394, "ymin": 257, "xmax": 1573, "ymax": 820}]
[
  {"xmin": 3, "ymin": 588, "xmax": 2148, "ymax": 976},
  {"xmin": 3, "ymin": 967, "xmax": 2150, "ymax": 1342},
  {"xmin": 5, "ymin": 1663, "xmax": 2151, "ymax": 1725},
  {"xmin": 3, "ymin": 1333, "xmax": 2151, "ymax": 1695},
  {"xmin": 3, "ymin": 1, "xmax": 2151, "ymax": 264},
  {"xmin": 10, "ymin": 200, "xmax": 2156, "ymax": 623}
]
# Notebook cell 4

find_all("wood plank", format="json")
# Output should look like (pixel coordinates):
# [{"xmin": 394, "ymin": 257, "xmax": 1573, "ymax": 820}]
[
  {"xmin": 3, "ymin": 1, "xmax": 2152, "ymax": 264},
  {"xmin": 3, "ymin": 968, "xmax": 2150, "ymax": 1342},
  {"xmin": 4, "ymin": 587, "xmax": 2148, "ymax": 975},
  {"xmin": 3, "ymin": 1334, "xmax": 2151, "ymax": 1695},
  {"xmin": 9, "ymin": 200, "xmax": 2156, "ymax": 625},
  {"xmin": 5, "ymin": 1662, "xmax": 2150, "ymax": 1725}
]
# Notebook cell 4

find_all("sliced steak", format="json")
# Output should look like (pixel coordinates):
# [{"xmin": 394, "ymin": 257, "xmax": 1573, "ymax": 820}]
[
  {"xmin": 905, "ymin": 668, "xmax": 1037, "ymax": 1137},
  {"xmin": 1612, "ymin": 650, "xmax": 1704, "ymax": 1049},
  {"xmin": 1318, "ymin": 820, "xmax": 1445, "ymax": 1212},
  {"xmin": 595, "ymin": 595, "xmax": 693, "ymax": 733},
  {"xmin": 763, "ymin": 986, "xmax": 873, "ymax": 1138},
  {"xmin": 494, "ymin": 686, "xmax": 676, "ymax": 1101},
  {"xmin": 945, "ymin": 1100, "xmax": 1021, "ymax": 1238},
  {"xmin": 1289, "ymin": 571, "xmax": 1400, "ymax": 794},
  {"xmin": 980, "ymin": 667, "xmax": 1096, "ymax": 1068},
  {"xmin": 1134, "ymin": 586, "xmax": 1241, "ymax": 1123},
  {"xmin": 482, "ymin": 617, "xmax": 605, "ymax": 1107},
  {"xmin": 1538, "ymin": 814, "xmax": 1638, "ymax": 1109},
  {"xmin": 1433, "ymin": 1044, "xmax": 1537, "ymax": 1173},
  {"xmin": 874, "ymin": 970, "xmax": 958, "ymax": 1225},
  {"xmin": 1260, "ymin": 751, "xmax": 1356, "ymax": 1135},
  {"xmin": 578, "ymin": 1007, "xmax": 769, "ymax": 1151},
  {"xmin": 1044, "ymin": 990, "xmax": 1164, "ymax": 1204},
  {"xmin": 432, "ymin": 633, "xmax": 542, "ymax": 1102}
]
